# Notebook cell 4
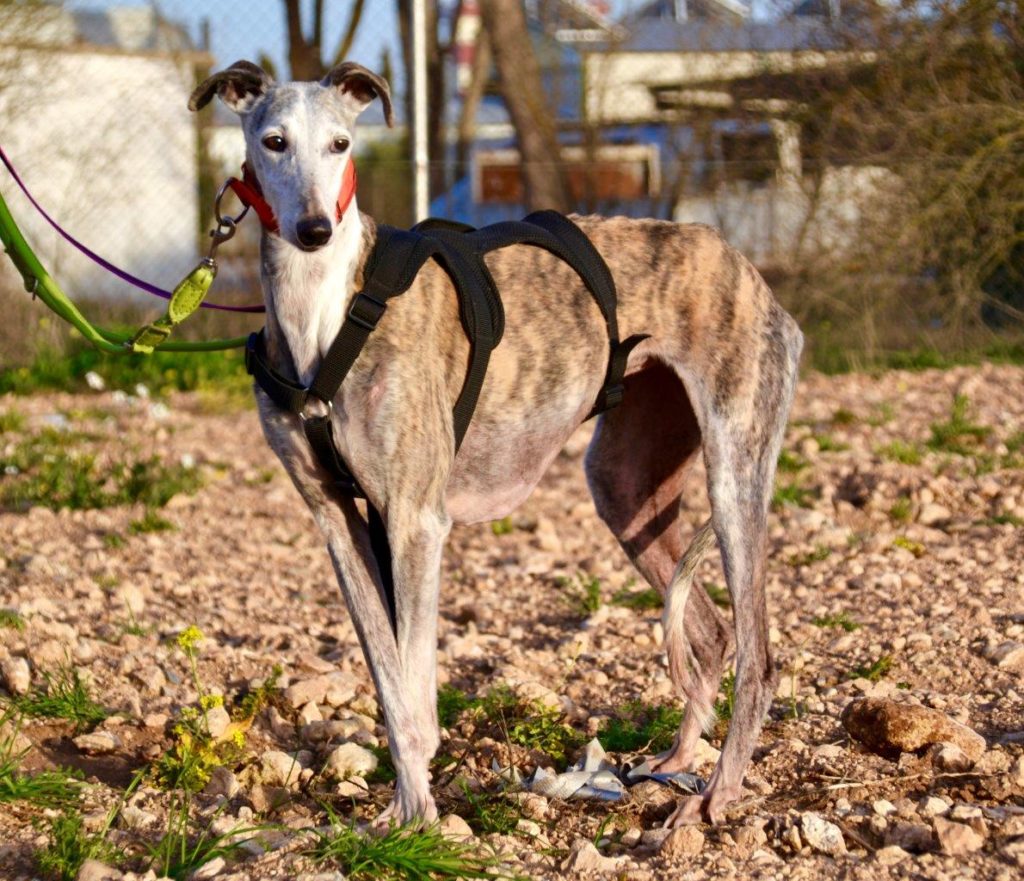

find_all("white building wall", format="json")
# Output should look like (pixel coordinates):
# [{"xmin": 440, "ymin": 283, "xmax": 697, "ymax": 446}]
[{"xmin": 0, "ymin": 46, "xmax": 200, "ymax": 301}]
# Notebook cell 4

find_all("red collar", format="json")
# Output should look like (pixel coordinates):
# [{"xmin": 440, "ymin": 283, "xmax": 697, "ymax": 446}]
[{"xmin": 227, "ymin": 160, "xmax": 357, "ymax": 235}]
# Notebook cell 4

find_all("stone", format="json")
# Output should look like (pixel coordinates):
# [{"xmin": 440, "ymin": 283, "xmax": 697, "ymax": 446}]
[
  {"xmin": 562, "ymin": 839, "xmax": 624, "ymax": 873},
  {"xmin": 324, "ymin": 742, "xmax": 377, "ymax": 779},
  {"xmin": 933, "ymin": 817, "xmax": 985, "ymax": 855},
  {"xmin": 990, "ymin": 642, "xmax": 1024, "ymax": 673},
  {"xmin": 438, "ymin": 813, "xmax": 474, "ymax": 841},
  {"xmin": 800, "ymin": 812, "xmax": 846, "ymax": 856},
  {"xmin": 874, "ymin": 845, "xmax": 910, "ymax": 865},
  {"xmin": 732, "ymin": 825, "xmax": 768, "ymax": 858},
  {"xmin": 258, "ymin": 750, "xmax": 303, "ymax": 788},
  {"xmin": 203, "ymin": 706, "xmax": 231, "ymax": 740},
  {"xmin": 249, "ymin": 784, "xmax": 291, "ymax": 813},
  {"xmin": 918, "ymin": 503, "xmax": 952, "ymax": 526},
  {"xmin": 930, "ymin": 742, "xmax": 973, "ymax": 773},
  {"xmin": 918, "ymin": 796, "xmax": 949, "ymax": 818},
  {"xmin": 73, "ymin": 731, "xmax": 121, "ymax": 754},
  {"xmin": 298, "ymin": 701, "xmax": 322, "ymax": 726},
  {"xmin": 872, "ymin": 799, "xmax": 897, "ymax": 816},
  {"xmin": 203, "ymin": 767, "xmax": 239, "ymax": 799},
  {"xmin": 76, "ymin": 859, "xmax": 122, "ymax": 881},
  {"xmin": 620, "ymin": 827, "xmax": 643, "ymax": 847},
  {"xmin": 692, "ymin": 737, "xmax": 722, "ymax": 768},
  {"xmin": 1008, "ymin": 754, "xmax": 1024, "ymax": 787},
  {"xmin": 841, "ymin": 698, "xmax": 986, "ymax": 762},
  {"xmin": 120, "ymin": 805, "xmax": 158, "ymax": 829},
  {"xmin": 284, "ymin": 675, "xmax": 334, "ymax": 709},
  {"xmin": 1, "ymin": 656, "xmax": 30, "ymax": 695},
  {"xmin": 334, "ymin": 777, "xmax": 369, "ymax": 798},
  {"xmin": 190, "ymin": 855, "xmax": 226, "ymax": 878},
  {"xmin": 660, "ymin": 826, "xmax": 705, "ymax": 857},
  {"xmin": 885, "ymin": 821, "xmax": 933, "ymax": 853}
]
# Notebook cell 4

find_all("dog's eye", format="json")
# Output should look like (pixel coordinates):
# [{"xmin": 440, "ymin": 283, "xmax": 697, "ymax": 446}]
[
  {"xmin": 262, "ymin": 135, "xmax": 287, "ymax": 153},
  {"xmin": 331, "ymin": 137, "xmax": 351, "ymax": 154}
]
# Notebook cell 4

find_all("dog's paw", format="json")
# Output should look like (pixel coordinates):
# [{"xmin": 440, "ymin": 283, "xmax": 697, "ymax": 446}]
[
  {"xmin": 375, "ymin": 783, "xmax": 438, "ymax": 831},
  {"xmin": 664, "ymin": 785, "xmax": 743, "ymax": 827}
]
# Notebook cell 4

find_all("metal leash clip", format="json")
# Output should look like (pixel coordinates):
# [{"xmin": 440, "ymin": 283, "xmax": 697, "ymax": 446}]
[{"xmin": 207, "ymin": 179, "xmax": 249, "ymax": 263}]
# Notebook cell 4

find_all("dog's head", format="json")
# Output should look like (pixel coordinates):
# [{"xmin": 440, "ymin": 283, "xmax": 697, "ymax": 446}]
[{"xmin": 189, "ymin": 60, "xmax": 393, "ymax": 252}]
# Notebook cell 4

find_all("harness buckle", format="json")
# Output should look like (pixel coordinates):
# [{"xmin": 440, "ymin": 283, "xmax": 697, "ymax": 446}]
[
  {"xmin": 298, "ymin": 395, "xmax": 333, "ymax": 423},
  {"xmin": 598, "ymin": 383, "xmax": 625, "ymax": 413},
  {"xmin": 347, "ymin": 292, "xmax": 387, "ymax": 331}
]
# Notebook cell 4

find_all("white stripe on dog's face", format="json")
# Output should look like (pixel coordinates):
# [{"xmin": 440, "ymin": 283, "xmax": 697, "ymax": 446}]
[{"xmin": 241, "ymin": 83, "xmax": 357, "ymax": 250}]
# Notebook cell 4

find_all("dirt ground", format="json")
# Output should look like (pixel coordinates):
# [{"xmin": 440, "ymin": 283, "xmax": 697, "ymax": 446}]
[{"xmin": 1, "ymin": 363, "xmax": 1022, "ymax": 880}]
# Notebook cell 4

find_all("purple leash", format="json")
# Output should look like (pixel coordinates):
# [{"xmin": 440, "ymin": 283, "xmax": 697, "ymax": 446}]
[{"xmin": 0, "ymin": 143, "xmax": 265, "ymax": 314}]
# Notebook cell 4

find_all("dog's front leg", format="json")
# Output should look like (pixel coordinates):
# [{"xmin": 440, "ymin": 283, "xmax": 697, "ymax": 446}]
[{"xmin": 314, "ymin": 496, "xmax": 443, "ymax": 826}]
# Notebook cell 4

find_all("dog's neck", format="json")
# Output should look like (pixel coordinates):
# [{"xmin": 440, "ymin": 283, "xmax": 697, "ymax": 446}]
[{"xmin": 258, "ymin": 206, "xmax": 368, "ymax": 387}]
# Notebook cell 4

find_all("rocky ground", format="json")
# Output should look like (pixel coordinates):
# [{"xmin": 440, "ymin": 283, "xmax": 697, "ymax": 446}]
[{"xmin": 0, "ymin": 363, "xmax": 1022, "ymax": 881}]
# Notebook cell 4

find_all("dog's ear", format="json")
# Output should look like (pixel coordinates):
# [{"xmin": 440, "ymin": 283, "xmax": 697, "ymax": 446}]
[
  {"xmin": 322, "ymin": 62, "xmax": 394, "ymax": 127},
  {"xmin": 189, "ymin": 60, "xmax": 273, "ymax": 114}
]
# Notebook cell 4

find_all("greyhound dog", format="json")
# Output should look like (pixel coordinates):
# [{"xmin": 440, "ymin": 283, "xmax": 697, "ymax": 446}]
[{"xmin": 189, "ymin": 61, "xmax": 803, "ymax": 828}]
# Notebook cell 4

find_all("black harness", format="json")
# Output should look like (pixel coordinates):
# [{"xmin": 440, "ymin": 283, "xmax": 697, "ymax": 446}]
[{"xmin": 246, "ymin": 210, "xmax": 646, "ymax": 629}]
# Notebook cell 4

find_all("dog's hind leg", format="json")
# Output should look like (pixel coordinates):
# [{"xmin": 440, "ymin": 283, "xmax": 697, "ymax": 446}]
[
  {"xmin": 665, "ymin": 299, "xmax": 803, "ymax": 826},
  {"xmin": 585, "ymin": 360, "xmax": 731, "ymax": 773}
]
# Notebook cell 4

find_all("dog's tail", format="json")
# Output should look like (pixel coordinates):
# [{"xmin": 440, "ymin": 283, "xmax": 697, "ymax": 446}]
[{"xmin": 663, "ymin": 517, "xmax": 719, "ymax": 733}]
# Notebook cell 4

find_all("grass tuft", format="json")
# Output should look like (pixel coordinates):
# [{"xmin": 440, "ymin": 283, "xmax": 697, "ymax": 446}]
[
  {"xmin": 597, "ymin": 701, "xmax": 682, "ymax": 754},
  {"xmin": 788, "ymin": 545, "xmax": 832, "ymax": 567},
  {"xmin": 610, "ymin": 585, "xmax": 662, "ymax": 611},
  {"xmin": 847, "ymin": 655, "xmax": 893, "ymax": 682},
  {"xmin": 892, "ymin": 535, "xmax": 926, "ymax": 557},
  {"xmin": 1, "ymin": 709, "xmax": 83, "ymax": 807},
  {"xmin": 877, "ymin": 440, "xmax": 923, "ymax": 465},
  {"xmin": 490, "ymin": 517, "xmax": 514, "ymax": 536},
  {"xmin": 305, "ymin": 806, "xmax": 508, "ymax": 881},
  {"xmin": 458, "ymin": 782, "xmax": 522, "ymax": 835},
  {"xmin": 888, "ymin": 496, "xmax": 913, "ymax": 523},
  {"xmin": 0, "ymin": 609, "xmax": 26, "ymax": 631},
  {"xmin": 36, "ymin": 809, "xmax": 122, "ymax": 881},
  {"xmin": 555, "ymin": 571, "xmax": 603, "ymax": 616},
  {"xmin": 927, "ymin": 394, "xmax": 991, "ymax": 455},
  {"xmin": 129, "ymin": 509, "xmax": 177, "ymax": 535},
  {"xmin": 10, "ymin": 663, "xmax": 107, "ymax": 733},
  {"xmin": 812, "ymin": 612, "xmax": 860, "ymax": 632}
]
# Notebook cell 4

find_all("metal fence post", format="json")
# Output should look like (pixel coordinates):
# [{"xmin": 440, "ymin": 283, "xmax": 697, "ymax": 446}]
[{"xmin": 411, "ymin": 0, "xmax": 429, "ymax": 222}]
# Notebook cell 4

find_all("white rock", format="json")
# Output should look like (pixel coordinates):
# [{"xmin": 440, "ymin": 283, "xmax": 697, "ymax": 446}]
[
  {"xmin": 203, "ymin": 767, "xmax": 239, "ymax": 799},
  {"xmin": 933, "ymin": 817, "xmax": 985, "ymax": 855},
  {"xmin": 661, "ymin": 826, "xmax": 705, "ymax": 857},
  {"xmin": 561, "ymin": 839, "xmax": 624, "ymax": 873},
  {"xmin": 76, "ymin": 859, "xmax": 122, "ymax": 880},
  {"xmin": 1, "ymin": 656, "xmax": 31, "ymax": 695},
  {"xmin": 991, "ymin": 642, "xmax": 1024, "ymax": 673},
  {"xmin": 918, "ymin": 795, "xmax": 949, "ymax": 818},
  {"xmin": 918, "ymin": 503, "xmax": 952, "ymax": 526},
  {"xmin": 693, "ymin": 737, "xmax": 722, "ymax": 768},
  {"xmin": 872, "ymin": 799, "xmax": 897, "ymax": 816},
  {"xmin": 438, "ymin": 813, "xmax": 474, "ymax": 841},
  {"xmin": 324, "ymin": 742, "xmax": 378, "ymax": 779},
  {"xmin": 190, "ymin": 856, "xmax": 226, "ymax": 879},
  {"xmin": 73, "ymin": 732, "xmax": 121, "ymax": 754},
  {"xmin": 203, "ymin": 706, "xmax": 231, "ymax": 740},
  {"xmin": 259, "ymin": 750, "xmax": 303, "ymax": 788},
  {"xmin": 800, "ymin": 812, "xmax": 846, "ymax": 856}
]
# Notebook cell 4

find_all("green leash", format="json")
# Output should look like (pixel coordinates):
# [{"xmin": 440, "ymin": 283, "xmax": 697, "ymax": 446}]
[{"xmin": 0, "ymin": 185, "xmax": 251, "ymax": 354}]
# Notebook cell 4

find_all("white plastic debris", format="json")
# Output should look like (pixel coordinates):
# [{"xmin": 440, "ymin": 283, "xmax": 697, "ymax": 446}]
[{"xmin": 84, "ymin": 371, "xmax": 105, "ymax": 391}]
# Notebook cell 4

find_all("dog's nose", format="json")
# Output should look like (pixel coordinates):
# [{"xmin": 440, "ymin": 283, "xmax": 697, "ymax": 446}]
[{"xmin": 296, "ymin": 216, "xmax": 333, "ymax": 248}]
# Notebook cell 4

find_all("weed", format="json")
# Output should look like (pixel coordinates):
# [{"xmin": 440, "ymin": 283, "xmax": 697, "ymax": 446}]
[
  {"xmin": 832, "ymin": 408, "xmax": 856, "ymax": 425},
  {"xmin": 1, "ymin": 710, "xmax": 82, "ymax": 807},
  {"xmin": 597, "ymin": 702, "xmax": 683, "ymax": 754},
  {"xmin": 814, "ymin": 434, "xmax": 850, "ymax": 452},
  {"xmin": 305, "ymin": 805, "xmax": 506, "ymax": 880},
  {"xmin": 0, "ymin": 430, "xmax": 201, "ymax": 511},
  {"xmin": 129, "ymin": 509, "xmax": 176, "ymax": 535},
  {"xmin": 867, "ymin": 402, "xmax": 896, "ymax": 427},
  {"xmin": 788, "ymin": 545, "xmax": 831, "ymax": 566},
  {"xmin": 704, "ymin": 582, "xmax": 731, "ymax": 608},
  {"xmin": 877, "ymin": 440, "xmax": 923, "ymax": 465},
  {"xmin": 812, "ymin": 612, "xmax": 860, "ymax": 632},
  {"xmin": 0, "ymin": 609, "xmax": 25, "ymax": 630},
  {"xmin": 0, "ymin": 409, "xmax": 25, "ymax": 433},
  {"xmin": 35, "ymin": 810, "xmax": 122, "ymax": 881},
  {"xmin": 892, "ymin": 535, "xmax": 926, "ymax": 557},
  {"xmin": 437, "ymin": 684, "xmax": 474, "ymax": 729},
  {"xmin": 610, "ymin": 586, "xmax": 662, "ymax": 611},
  {"xmin": 555, "ymin": 571, "xmax": 602, "ymax": 617},
  {"xmin": 507, "ymin": 705, "xmax": 584, "ymax": 766},
  {"xmin": 777, "ymin": 449, "xmax": 808, "ymax": 473},
  {"xmin": 234, "ymin": 666, "xmax": 283, "ymax": 722},
  {"xmin": 490, "ymin": 516, "xmax": 514, "ymax": 536},
  {"xmin": 103, "ymin": 533, "xmax": 126, "ymax": 550},
  {"xmin": 1006, "ymin": 431, "xmax": 1024, "ymax": 454},
  {"xmin": 889, "ymin": 496, "xmax": 913, "ymax": 522},
  {"xmin": 848, "ymin": 655, "xmax": 893, "ymax": 682},
  {"xmin": 772, "ymin": 482, "xmax": 817, "ymax": 509},
  {"xmin": 146, "ymin": 796, "xmax": 269, "ymax": 880},
  {"xmin": 714, "ymin": 670, "xmax": 736, "ymax": 723},
  {"xmin": 979, "ymin": 513, "xmax": 1024, "ymax": 527},
  {"xmin": 459, "ymin": 782, "xmax": 521, "ymax": 835},
  {"xmin": 12, "ymin": 663, "xmax": 107, "ymax": 732},
  {"xmin": 928, "ymin": 394, "xmax": 991, "ymax": 455},
  {"xmin": 366, "ymin": 745, "xmax": 398, "ymax": 785}
]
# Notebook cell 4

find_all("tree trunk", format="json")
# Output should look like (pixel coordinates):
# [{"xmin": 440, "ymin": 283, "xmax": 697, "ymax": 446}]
[
  {"xmin": 456, "ymin": 29, "xmax": 492, "ymax": 178},
  {"xmin": 478, "ymin": 0, "xmax": 570, "ymax": 212},
  {"xmin": 283, "ymin": 0, "xmax": 366, "ymax": 80}
]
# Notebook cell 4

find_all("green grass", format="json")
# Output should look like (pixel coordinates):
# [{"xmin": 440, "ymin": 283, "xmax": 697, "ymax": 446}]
[
  {"xmin": 305, "ymin": 806, "xmax": 508, "ymax": 881},
  {"xmin": 36, "ymin": 809, "xmax": 122, "ymax": 881},
  {"xmin": 877, "ymin": 440, "xmax": 924, "ymax": 465},
  {"xmin": 892, "ymin": 535, "xmax": 926, "ymax": 557},
  {"xmin": 490, "ymin": 517, "xmax": 514, "ymax": 536},
  {"xmin": 847, "ymin": 655, "xmax": 893, "ymax": 682},
  {"xmin": 555, "ymin": 571, "xmax": 603, "ymax": 617},
  {"xmin": 927, "ymin": 394, "xmax": 992, "ymax": 455},
  {"xmin": 788, "ymin": 545, "xmax": 831, "ymax": 567},
  {"xmin": 813, "ymin": 434, "xmax": 850, "ymax": 452},
  {"xmin": 1, "ymin": 710, "xmax": 82, "ymax": 808},
  {"xmin": 610, "ymin": 585, "xmax": 662, "ymax": 611},
  {"xmin": 772, "ymin": 482, "xmax": 817, "ymax": 509},
  {"xmin": 0, "ymin": 409, "xmax": 26, "ymax": 433},
  {"xmin": 129, "ymin": 509, "xmax": 176, "ymax": 535},
  {"xmin": 458, "ymin": 782, "xmax": 521, "ymax": 836},
  {"xmin": 777, "ymin": 449, "xmax": 808, "ymax": 473},
  {"xmin": 0, "ymin": 345, "xmax": 249, "ymax": 398},
  {"xmin": 507, "ymin": 704, "xmax": 584, "ymax": 766},
  {"xmin": 9, "ymin": 663, "xmax": 107, "ymax": 733},
  {"xmin": 978, "ymin": 513, "xmax": 1024, "ymax": 527},
  {"xmin": 437, "ymin": 684, "xmax": 475, "ymax": 729},
  {"xmin": 714, "ymin": 670, "xmax": 736, "ymax": 722},
  {"xmin": 704, "ymin": 582, "xmax": 731, "ymax": 608},
  {"xmin": 0, "ymin": 609, "xmax": 26, "ymax": 631},
  {"xmin": 0, "ymin": 429, "xmax": 202, "ymax": 511},
  {"xmin": 812, "ymin": 612, "xmax": 860, "ymax": 632},
  {"xmin": 597, "ymin": 701, "xmax": 683, "ymax": 754},
  {"xmin": 888, "ymin": 496, "xmax": 913, "ymax": 523},
  {"xmin": 809, "ymin": 340, "xmax": 1024, "ymax": 376}
]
